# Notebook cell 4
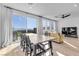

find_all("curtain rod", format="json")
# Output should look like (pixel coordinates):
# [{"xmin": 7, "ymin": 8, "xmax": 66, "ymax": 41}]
[{"xmin": 4, "ymin": 5, "xmax": 57, "ymax": 22}]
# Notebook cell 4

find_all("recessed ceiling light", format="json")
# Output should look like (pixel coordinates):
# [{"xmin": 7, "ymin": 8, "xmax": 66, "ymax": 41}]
[
  {"xmin": 74, "ymin": 4, "xmax": 78, "ymax": 7},
  {"xmin": 27, "ymin": 3, "xmax": 34, "ymax": 9},
  {"xmin": 29, "ymin": 7, "xmax": 33, "ymax": 9}
]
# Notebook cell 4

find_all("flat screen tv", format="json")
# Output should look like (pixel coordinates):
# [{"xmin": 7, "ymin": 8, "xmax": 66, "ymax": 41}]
[{"xmin": 62, "ymin": 27, "xmax": 78, "ymax": 38}]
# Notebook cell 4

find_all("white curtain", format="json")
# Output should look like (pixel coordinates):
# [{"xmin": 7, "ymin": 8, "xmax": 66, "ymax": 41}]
[
  {"xmin": 37, "ymin": 17, "xmax": 43, "ymax": 42},
  {"xmin": 55, "ymin": 21, "xmax": 58, "ymax": 32},
  {"xmin": 0, "ymin": 4, "xmax": 3, "ymax": 48},
  {"xmin": 0, "ymin": 4, "xmax": 7, "ymax": 48},
  {"xmin": 1, "ymin": 5, "xmax": 13, "ymax": 47}
]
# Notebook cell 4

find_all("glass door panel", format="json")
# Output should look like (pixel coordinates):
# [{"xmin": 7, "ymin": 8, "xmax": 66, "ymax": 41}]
[
  {"xmin": 26, "ymin": 16, "xmax": 37, "ymax": 43},
  {"xmin": 12, "ymin": 15, "xmax": 27, "ymax": 41}
]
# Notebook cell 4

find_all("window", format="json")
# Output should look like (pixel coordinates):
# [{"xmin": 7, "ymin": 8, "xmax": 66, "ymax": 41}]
[
  {"xmin": 51, "ymin": 21, "xmax": 57, "ymax": 32},
  {"xmin": 27, "ymin": 16, "xmax": 37, "ymax": 33},
  {"xmin": 12, "ymin": 15, "xmax": 27, "ymax": 41}
]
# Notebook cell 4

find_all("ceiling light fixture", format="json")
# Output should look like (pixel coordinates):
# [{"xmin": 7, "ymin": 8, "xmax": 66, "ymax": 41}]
[
  {"xmin": 27, "ymin": 3, "xmax": 34, "ymax": 9},
  {"xmin": 74, "ymin": 4, "xmax": 78, "ymax": 7},
  {"xmin": 29, "ymin": 6, "xmax": 33, "ymax": 9}
]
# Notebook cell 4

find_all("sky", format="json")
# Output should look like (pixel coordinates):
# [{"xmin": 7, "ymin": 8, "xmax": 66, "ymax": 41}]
[{"xmin": 12, "ymin": 15, "xmax": 37, "ymax": 30}]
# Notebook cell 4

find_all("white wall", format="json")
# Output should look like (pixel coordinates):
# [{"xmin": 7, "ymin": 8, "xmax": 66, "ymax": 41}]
[{"xmin": 58, "ymin": 13, "xmax": 79, "ymax": 37}]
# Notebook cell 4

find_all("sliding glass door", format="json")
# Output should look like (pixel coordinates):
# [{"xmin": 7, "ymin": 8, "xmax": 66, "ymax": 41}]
[
  {"xmin": 50, "ymin": 21, "xmax": 57, "ymax": 32},
  {"xmin": 27, "ymin": 16, "xmax": 37, "ymax": 34},
  {"xmin": 26, "ymin": 16, "xmax": 37, "ymax": 43},
  {"xmin": 42, "ymin": 18, "xmax": 57, "ymax": 39},
  {"xmin": 12, "ymin": 12, "xmax": 38, "ymax": 43},
  {"xmin": 12, "ymin": 15, "xmax": 27, "ymax": 41}
]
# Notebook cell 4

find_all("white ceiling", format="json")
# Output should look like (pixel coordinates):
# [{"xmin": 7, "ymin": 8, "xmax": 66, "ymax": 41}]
[{"xmin": 2, "ymin": 3, "xmax": 79, "ymax": 20}]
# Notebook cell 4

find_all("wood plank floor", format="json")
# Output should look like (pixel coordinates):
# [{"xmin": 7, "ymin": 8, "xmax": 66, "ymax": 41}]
[
  {"xmin": 53, "ymin": 37, "xmax": 79, "ymax": 56},
  {"xmin": 0, "ymin": 37, "xmax": 79, "ymax": 56}
]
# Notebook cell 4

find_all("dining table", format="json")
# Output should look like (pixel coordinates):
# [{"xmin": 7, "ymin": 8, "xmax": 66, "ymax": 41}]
[{"xmin": 26, "ymin": 34, "xmax": 54, "ymax": 56}]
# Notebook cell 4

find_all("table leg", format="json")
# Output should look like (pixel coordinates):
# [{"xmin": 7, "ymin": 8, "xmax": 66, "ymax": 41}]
[
  {"xmin": 33, "ymin": 45, "xmax": 37, "ymax": 56},
  {"xmin": 49, "ymin": 41, "xmax": 53, "ymax": 55}
]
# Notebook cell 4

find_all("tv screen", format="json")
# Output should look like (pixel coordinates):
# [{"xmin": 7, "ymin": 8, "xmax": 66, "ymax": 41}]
[{"xmin": 62, "ymin": 27, "xmax": 77, "ymax": 38}]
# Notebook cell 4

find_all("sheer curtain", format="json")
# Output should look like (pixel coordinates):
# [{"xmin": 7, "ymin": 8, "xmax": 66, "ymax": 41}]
[
  {"xmin": 0, "ymin": 4, "xmax": 7, "ymax": 48},
  {"xmin": 55, "ymin": 21, "xmax": 58, "ymax": 32},
  {"xmin": 0, "ymin": 4, "xmax": 3, "ymax": 48},
  {"xmin": 0, "ymin": 5, "xmax": 13, "ymax": 47},
  {"xmin": 1, "ymin": 6, "xmax": 13, "ymax": 46},
  {"xmin": 37, "ymin": 16, "xmax": 43, "ymax": 42}
]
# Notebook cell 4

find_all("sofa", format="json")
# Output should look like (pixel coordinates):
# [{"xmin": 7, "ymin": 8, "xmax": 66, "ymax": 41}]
[{"xmin": 49, "ymin": 32, "xmax": 64, "ymax": 44}]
